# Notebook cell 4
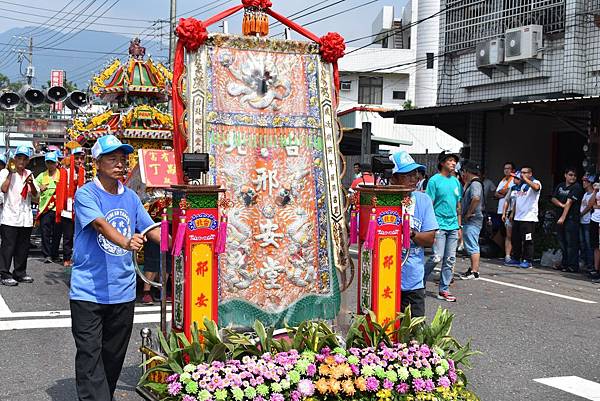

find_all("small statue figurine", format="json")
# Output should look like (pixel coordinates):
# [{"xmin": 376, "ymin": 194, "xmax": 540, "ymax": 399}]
[{"xmin": 129, "ymin": 37, "xmax": 146, "ymax": 60}]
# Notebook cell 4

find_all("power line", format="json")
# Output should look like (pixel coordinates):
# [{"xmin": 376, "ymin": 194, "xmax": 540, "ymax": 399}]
[
  {"xmin": 270, "ymin": 0, "xmax": 345, "ymax": 30},
  {"xmin": 0, "ymin": 0, "xmax": 156, "ymax": 22},
  {"xmin": 0, "ymin": 5, "xmax": 150, "ymax": 29},
  {"xmin": 178, "ymin": 0, "xmax": 233, "ymax": 18},
  {"xmin": 301, "ymin": 0, "xmax": 380, "ymax": 28}
]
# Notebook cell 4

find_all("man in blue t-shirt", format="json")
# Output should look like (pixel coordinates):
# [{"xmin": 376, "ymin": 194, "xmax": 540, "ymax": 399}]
[
  {"xmin": 424, "ymin": 151, "xmax": 462, "ymax": 302},
  {"xmin": 389, "ymin": 151, "xmax": 438, "ymax": 317},
  {"xmin": 70, "ymin": 135, "xmax": 160, "ymax": 401}
]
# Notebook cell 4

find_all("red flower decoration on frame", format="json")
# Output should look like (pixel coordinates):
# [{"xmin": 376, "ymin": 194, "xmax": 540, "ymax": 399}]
[
  {"xmin": 176, "ymin": 17, "xmax": 208, "ymax": 52},
  {"xmin": 242, "ymin": 0, "xmax": 271, "ymax": 8},
  {"xmin": 319, "ymin": 32, "xmax": 346, "ymax": 64}
]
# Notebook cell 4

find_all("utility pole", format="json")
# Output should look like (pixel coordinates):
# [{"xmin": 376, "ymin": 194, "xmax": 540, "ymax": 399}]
[
  {"xmin": 26, "ymin": 37, "xmax": 33, "ymax": 87},
  {"xmin": 168, "ymin": 0, "xmax": 177, "ymax": 68}
]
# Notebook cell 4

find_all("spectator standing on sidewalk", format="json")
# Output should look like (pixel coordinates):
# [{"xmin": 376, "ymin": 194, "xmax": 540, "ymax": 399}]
[
  {"xmin": 506, "ymin": 166, "xmax": 542, "ymax": 269},
  {"xmin": 551, "ymin": 167, "xmax": 584, "ymax": 272},
  {"xmin": 501, "ymin": 171, "xmax": 521, "ymax": 257},
  {"xmin": 0, "ymin": 146, "xmax": 39, "ymax": 286},
  {"xmin": 69, "ymin": 135, "xmax": 160, "ymax": 401},
  {"xmin": 459, "ymin": 160, "xmax": 484, "ymax": 280},
  {"xmin": 424, "ymin": 151, "xmax": 462, "ymax": 302},
  {"xmin": 35, "ymin": 151, "xmax": 63, "ymax": 264},
  {"xmin": 579, "ymin": 174, "xmax": 596, "ymax": 272},
  {"xmin": 389, "ymin": 150, "xmax": 438, "ymax": 316},
  {"xmin": 0, "ymin": 154, "xmax": 5, "ymax": 224},
  {"xmin": 588, "ymin": 179, "xmax": 600, "ymax": 282},
  {"xmin": 496, "ymin": 162, "xmax": 516, "ymax": 263}
]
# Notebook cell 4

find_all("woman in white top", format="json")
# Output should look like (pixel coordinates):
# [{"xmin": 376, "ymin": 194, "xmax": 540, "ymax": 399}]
[{"xmin": 579, "ymin": 174, "xmax": 595, "ymax": 271}]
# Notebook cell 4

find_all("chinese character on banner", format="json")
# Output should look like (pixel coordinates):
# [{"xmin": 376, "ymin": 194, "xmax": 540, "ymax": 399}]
[
  {"xmin": 138, "ymin": 149, "xmax": 179, "ymax": 187},
  {"xmin": 50, "ymin": 70, "xmax": 65, "ymax": 112},
  {"xmin": 383, "ymin": 255, "xmax": 394, "ymax": 269}
]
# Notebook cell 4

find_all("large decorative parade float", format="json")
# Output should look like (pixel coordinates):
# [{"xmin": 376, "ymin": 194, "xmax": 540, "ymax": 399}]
[{"xmin": 133, "ymin": 1, "xmax": 479, "ymax": 400}]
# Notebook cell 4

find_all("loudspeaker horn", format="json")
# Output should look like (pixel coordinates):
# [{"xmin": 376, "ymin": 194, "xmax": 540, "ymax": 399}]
[
  {"xmin": 19, "ymin": 86, "xmax": 45, "ymax": 107},
  {"xmin": 0, "ymin": 90, "xmax": 20, "ymax": 110},
  {"xmin": 44, "ymin": 85, "xmax": 68, "ymax": 103},
  {"xmin": 64, "ymin": 91, "xmax": 88, "ymax": 110}
]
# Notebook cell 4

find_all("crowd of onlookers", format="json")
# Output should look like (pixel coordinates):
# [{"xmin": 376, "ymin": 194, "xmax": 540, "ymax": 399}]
[{"xmin": 352, "ymin": 152, "xmax": 600, "ymax": 304}]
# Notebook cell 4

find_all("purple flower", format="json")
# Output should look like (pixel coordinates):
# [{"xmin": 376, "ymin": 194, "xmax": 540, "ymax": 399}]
[
  {"xmin": 166, "ymin": 373, "xmax": 179, "ymax": 383},
  {"xmin": 396, "ymin": 382, "xmax": 409, "ymax": 394},
  {"xmin": 412, "ymin": 378, "xmax": 426, "ymax": 392},
  {"xmin": 297, "ymin": 379, "xmax": 315, "ymax": 396},
  {"xmin": 306, "ymin": 364, "xmax": 317, "ymax": 377},
  {"xmin": 182, "ymin": 396, "xmax": 198, "ymax": 401},
  {"xmin": 334, "ymin": 354, "xmax": 346, "ymax": 364},
  {"xmin": 270, "ymin": 394, "xmax": 284, "ymax": 401},
  {"xmin": 349, "ymin": 348, "xmax": 361, "ymax": 356},
  {"xmin": 420, "ymin": 345, "xmax": 431, "ymax": 358},
  {"xmin": 350, "ymin": 364, "xmax": 360, "ymax": 375},
  {"xmin": 449, "ymin": 370, "xmax": 458, "ymax": 383},
  {"xmin": 290, "ymin": 390, "xmax": 301, "ymax": 401},
  {"xmin": 254, "ymin": 397, "xmax": 266, "ymax": 401},
  {"xmin": 366, "ymin": 377, "xmax": 380, "ymax": 391},
  {"xmin": 321, "ymin": 346, "xmax": 331, "ymax": 355},
  {"xmin": 167, "ymin": 381, "xmax": 182, "ymax": 396},
  {"xmin": 424, "ymin": 379, "xmax": 435, "ymax": 392},
  {"xmin": 438, "ymin": 376, "xmax": 451, "ymax": 388},
  {"xmin": 448, "ymin": 359, "xmax": 455, "ymax": 369},
  {"xmin": 383, "ymin": 379, "xmax": 394, "ymax": 390}
]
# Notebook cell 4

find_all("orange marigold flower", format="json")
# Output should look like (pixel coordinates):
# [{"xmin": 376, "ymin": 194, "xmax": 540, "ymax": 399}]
[
  {"xmin": 315, "ymin": 378, "xmax": 329, "ymax": 394},
  {"xmin": 324, "ymin": 355, "xmax": 336, "ymax": 365},
  {"xmin": 318, "ymin": 364, "xmax": 331, "ymax": 376},
  {"xmin": 355, "ymin": 376, "xmax": 367, "ymax": 392},
  {"xmin": 342, "ymin": 380, "xmax": 356, "ymax": 396},
  {"xmin": 328, "ymin": 379, "xmax": 341, "ymax": 394}
]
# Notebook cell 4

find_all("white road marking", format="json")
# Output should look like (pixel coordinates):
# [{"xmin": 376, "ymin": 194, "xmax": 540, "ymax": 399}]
[
  {"xmin": 534, "ymin": 376, "xmax": 600, "ymax": 400},
  {"xmin": 0, "ymin": 305, "xmax": 171, "ymax": 319},
  {"xmin": 0, "ymin": 293, "xmax": 11, "ymax": 316},
  {"xmin": 479, "ymin": 277, "xmax": 597, "ymax": 304},
  {"xmin": 0, "ymin": 313, "xmax": 172, "ymax": 331}
]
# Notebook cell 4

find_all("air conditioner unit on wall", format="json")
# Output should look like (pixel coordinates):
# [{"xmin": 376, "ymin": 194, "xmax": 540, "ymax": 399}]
[
  {"xmin": 505, "ymin": 25, "xmax": 543, "ymax": 62},
  {"xmin": 340, "ymin": 81, "xmax": 352, "ymax": 91},
  {"xmin": 476, "ymin": 38, "xmax": 505, "ymax": 68}
]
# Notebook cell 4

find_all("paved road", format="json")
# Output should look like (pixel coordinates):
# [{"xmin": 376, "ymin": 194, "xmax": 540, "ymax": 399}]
[{"xmin": 1, "ymin": 254, "xmax": 599, "ymax": 401}]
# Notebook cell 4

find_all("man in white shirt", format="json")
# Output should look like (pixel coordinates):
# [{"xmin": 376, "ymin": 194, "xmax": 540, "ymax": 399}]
[
  {"xmin": 0, "ymin": 146, "xmax": 40, "ymax": 286},
  {"xmin": 506, "ymin": 165, "xmax": 542, "ymax": 269}
]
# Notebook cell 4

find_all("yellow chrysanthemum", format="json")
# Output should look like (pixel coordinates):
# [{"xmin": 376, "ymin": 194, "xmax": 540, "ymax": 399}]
[
  {"xmin": 354, "ymin": 377, "xmax": 367, "ymax": 392},
  {"xmin": 328, "ymin": 379, "xmax": 341, "ymax": 394},
  {"xmin": 341, "ymin": 380, "xmax": 355, "ymax": 396},
  {"xmin": 315, "ymin": 378, "xmax": 329, "ymax": 394}
]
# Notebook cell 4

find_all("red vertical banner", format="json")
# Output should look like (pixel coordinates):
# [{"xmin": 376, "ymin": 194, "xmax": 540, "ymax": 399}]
[{"xmin": 50, "ymin": 70, "xmax": 65, "ymax": 112}]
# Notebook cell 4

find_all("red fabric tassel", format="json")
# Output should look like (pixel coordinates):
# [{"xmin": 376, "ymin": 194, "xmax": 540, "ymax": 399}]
[
  {"xmin": 20, "ymin": 178, "xmax": 29, "ymax": 200},
  {"xmin": 402, "ymin": 213, "xmax": 411, "ymax": 250},
  {"xmin": 215, "ymin": 215, "xmax": 228, "ymax": 254},
  {"xmin": 77, "ymin": 166, "xmax": 85, "ymax": 188},
  {"xmin": 363, "ymin": 208, "xmax": 377, "ymax": 250},
  {"xmin": 160, "ymin": 212, "xmax": 169, "ymax": 253},
  {"xmin": 55, "ymin": 167, "xmax": 67, "ymax": 223},
  {"xmin": 68, "ymin": 155, "xmax": 76, "ymax": 199},
  {"xmin": 349, "ymin": 209, "xmax": 358, "ymax": 245},
  {"xmin": 171, "ymin": 211, "xmax": 187, "ymax": 256}
]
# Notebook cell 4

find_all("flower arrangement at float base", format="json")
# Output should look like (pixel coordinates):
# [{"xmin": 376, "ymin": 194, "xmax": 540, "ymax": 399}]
[{"xmin": 140, "ymin": 307, "xmax": 479, "ymax": 401}]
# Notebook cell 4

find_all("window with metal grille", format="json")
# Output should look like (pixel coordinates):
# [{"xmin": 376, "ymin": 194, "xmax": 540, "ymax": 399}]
[
  {"xmin": 358, "ymin": 76, "xmax": 383, "ymax": 104},
  {"xmin": 392, "ymin": 90, "xmax": 406, "ymax": 100},
  {"xmin": 443, "ymin": 0, "xmax": 565, "ymax": 53}
]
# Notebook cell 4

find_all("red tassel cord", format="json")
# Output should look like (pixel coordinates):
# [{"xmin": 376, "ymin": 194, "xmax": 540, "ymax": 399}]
[
  {"xmin": 349, "ymin": 209, "xmax": 358, "ymax": 245},
  {"xmin": 171, "ymin": 210, "xmax": 187, "ymax": 256},
  {"xmin": 160, "ymin": 211, "xmax": 169, "ymax": 253},
  {"xmin": 363, "ymin": 207, "xmax": 377, "ymax": 250},
  {"xmin": 402, "ymin": 213, "xmax": 411, "ymax": 250},
  {"xmin": 215, "ymin": 215, "xmax": 228, "ymax": 254}
]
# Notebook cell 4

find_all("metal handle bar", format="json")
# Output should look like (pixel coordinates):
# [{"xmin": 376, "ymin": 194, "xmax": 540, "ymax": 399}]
[{"xmin": 132, "ymin": 222, "xmax": 163, "ymax": 288}]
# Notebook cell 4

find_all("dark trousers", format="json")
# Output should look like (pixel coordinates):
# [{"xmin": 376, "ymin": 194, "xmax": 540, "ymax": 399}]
[
  {"xmin": 557, "ymin": 219, "xmax": 580, "ymax": 270},
  {"xmin": 511, "ymin": 220, "xmax": 536, "ymax": 262},
  {"xmin": 40, "ymin": 211, "xmax": 62, "ymax": 259},
  {"xmin": 70, "ymin": 300, "xmax": 135, "ymax": 401},
  {"xmin": 0, "ymin": 224, "xmax": 33, "ymax": 280},
  {"xmin": 401, "ymin": 288, "xmax": 425, "ymax": 317},
  {"xmin": 62, "ymin": 217, "xmax": 74, "ymax": 260}
]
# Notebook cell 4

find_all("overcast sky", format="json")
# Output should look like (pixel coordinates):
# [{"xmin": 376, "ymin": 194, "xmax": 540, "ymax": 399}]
[{"xmin": 0, "ymin": 0, "xmax": 408, "ymax": 48}]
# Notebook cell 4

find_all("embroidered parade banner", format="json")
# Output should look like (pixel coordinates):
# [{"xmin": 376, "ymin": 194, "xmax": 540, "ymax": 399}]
[{"xmin": 185, "ymin": 36, "xmax": 348, "ymax": 327}]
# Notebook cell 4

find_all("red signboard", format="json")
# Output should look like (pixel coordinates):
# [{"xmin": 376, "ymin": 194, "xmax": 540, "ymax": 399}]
[
  {"xmin": 50, "ymin": 70, "xmax": 65, "ymax": 112},
  {"xmin": 138, "ymin": 149, "xmax": 178, "ymax": 188}
]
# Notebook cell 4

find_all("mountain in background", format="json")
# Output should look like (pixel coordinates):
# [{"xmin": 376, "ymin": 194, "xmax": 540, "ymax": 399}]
[{"xmin": 0, "ymin": 26, "xmax": 166, "ymax": 89}]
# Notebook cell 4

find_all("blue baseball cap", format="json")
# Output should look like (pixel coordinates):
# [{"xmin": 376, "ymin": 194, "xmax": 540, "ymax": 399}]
[
  {"xmin": 72, "ymin": 146, "xmax": 85, "ymax": 155},
  {"xmin": 389, "ymin": 150, "xmax": 425, "ymax": 174},
  {"xmin": 14, "ymin": 146, "xmax": 32, "ymax": 158},
  {"xmin": 45, "ymin": 151, "xmax": 59, "ymax": 163},
  {"xmin": 91, "ymin": 135, "xmax": 134, "ymax": 159}
]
